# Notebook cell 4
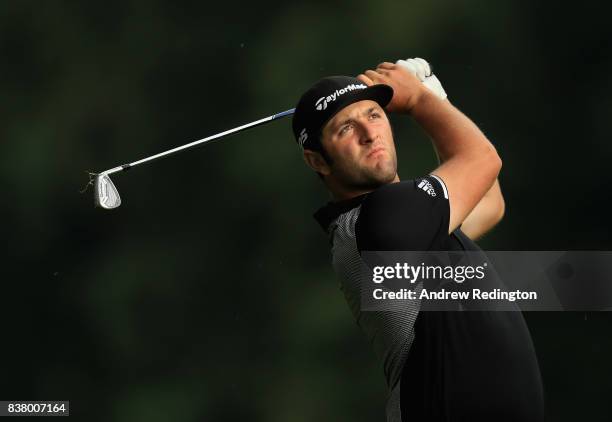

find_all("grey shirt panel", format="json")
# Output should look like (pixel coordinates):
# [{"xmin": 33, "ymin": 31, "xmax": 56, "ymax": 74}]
[{"xmin": 327, "ymin": 205, "xmax": 420, "ymax": 422}]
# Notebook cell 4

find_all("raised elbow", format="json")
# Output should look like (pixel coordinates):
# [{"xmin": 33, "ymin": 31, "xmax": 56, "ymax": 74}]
[
  {"xmin": 495, "ymin": 193, "xmax": 506, "ymax": 224},
  {"xmin": 478, "ymin": 146, "xmax": 502, "ymax": 183},
  {"xmin": 489, "ymin": 146, "xmax": 502, "ymax": 176}
]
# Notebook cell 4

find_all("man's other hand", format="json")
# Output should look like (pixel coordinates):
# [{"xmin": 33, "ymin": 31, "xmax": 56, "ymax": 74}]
[{"xmin": 357, "ymin": 62, "xmax": 430, "ymax": 114}]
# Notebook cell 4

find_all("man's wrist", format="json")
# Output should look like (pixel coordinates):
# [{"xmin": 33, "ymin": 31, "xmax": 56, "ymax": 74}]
[{"xmin": 406, "ymin": 89, "xmax": 441, "ymax": 116}]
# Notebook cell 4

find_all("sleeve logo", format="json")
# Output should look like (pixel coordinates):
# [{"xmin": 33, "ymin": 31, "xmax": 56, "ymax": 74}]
[{"xmin": 417, "ymin": 179, "xmax": 437, "ymax": 197}]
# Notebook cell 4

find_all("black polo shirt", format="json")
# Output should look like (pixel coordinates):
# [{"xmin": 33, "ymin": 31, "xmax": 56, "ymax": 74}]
[{"xmin": 315, "ymin": 176, "xmax": 544, "ymax": 422}]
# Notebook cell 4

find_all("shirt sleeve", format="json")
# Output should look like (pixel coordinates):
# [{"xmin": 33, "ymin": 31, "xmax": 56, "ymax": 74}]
[{"xmin": 355, "ymin": 176, "xmax": 450, "ymax": 252}]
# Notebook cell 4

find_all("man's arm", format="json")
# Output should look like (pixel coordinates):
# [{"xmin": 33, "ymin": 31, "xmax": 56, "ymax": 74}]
[
  {"xmin": 409, "ymin": 92, "xmax": 501, "ymax": 234},
  {"xmin": 430, "ymin": 129, "xmax": 505, "ymax": 240},
  {"xmin": 459, "ymin": 179, "xmax": 505, "ymax": 240},
  {"xmin": 359, "ymin": 63, "xmax": 501, "ymax": 234}
]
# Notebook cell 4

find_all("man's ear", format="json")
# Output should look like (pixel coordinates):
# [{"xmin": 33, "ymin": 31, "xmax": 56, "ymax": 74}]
[{"xmin": 303, "ymin": 149, "xmax": 331, "ymax": 176}]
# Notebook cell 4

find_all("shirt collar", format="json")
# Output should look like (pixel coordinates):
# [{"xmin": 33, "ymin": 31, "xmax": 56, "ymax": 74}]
[{"xmin": 313, "ymin": 194, "xmax": 367, "ymax": 232}]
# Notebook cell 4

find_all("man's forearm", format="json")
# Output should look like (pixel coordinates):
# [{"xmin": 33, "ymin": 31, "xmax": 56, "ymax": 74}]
[
  {"xmin": 409, "ymin": 91, "xmax": 498, "ymax": 162},
  {"xmin": 460, "ymin": 179, "xmax": 505, "ymax": 239}
]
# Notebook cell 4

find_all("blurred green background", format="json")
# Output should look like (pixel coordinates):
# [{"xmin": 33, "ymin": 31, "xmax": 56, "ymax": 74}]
[{"xmin": 1, "ymin": 0, "xmax": 611, "ymax": 420}]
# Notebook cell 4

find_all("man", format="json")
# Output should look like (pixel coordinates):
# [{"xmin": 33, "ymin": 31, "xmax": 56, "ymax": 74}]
[{"xmin": 291, "ymin": 59, "xmax": 544, "ymax": 421}]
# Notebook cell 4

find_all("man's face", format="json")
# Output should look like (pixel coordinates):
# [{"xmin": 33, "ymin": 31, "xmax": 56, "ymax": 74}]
[{"xmin": 320, "ymin": 100, "xmax": 398, "ymax": 191}]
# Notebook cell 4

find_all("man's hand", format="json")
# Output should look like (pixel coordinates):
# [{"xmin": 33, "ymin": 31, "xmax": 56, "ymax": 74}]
[
  {"xmin": 357, "ymin": 62, "xmax": 430, "ymax": 114},
  {"xmin": 396, "ymin": 58, "xmax": 447, "ymax": 100}
]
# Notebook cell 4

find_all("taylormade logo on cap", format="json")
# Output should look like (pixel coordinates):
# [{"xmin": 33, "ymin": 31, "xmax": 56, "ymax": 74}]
[{"xmin": 314, "ymin": 83, "xmax": 368, "ymax": 111}]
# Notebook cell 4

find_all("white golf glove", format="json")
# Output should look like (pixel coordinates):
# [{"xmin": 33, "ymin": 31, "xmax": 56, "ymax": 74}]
[{"xmin": 396, "ymin": 57, "xmax": 447, "ymax": 100}]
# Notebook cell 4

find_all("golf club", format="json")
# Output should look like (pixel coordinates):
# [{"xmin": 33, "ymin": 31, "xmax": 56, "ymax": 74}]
[{"xmin": 91, "ymin": 108, "xmax": 295, "ymax": 210}]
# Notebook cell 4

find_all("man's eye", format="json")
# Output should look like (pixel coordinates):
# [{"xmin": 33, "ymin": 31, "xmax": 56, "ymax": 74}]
[
  {"xmin": 339, "ymin": 125, "xmax": 351, "ymax": 135},
  {"xmin": 369, "ymin": 112, "xmax": 381, "ymax": 119}
]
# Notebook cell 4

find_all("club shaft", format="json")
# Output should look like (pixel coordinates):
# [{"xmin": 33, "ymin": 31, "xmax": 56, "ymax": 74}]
[{"xmin": 103, "ymin": 108, "xmax": 295, "ymax": 175}]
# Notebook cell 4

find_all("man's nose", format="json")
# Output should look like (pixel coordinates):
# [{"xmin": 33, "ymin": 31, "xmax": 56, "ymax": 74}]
[{"xmin": 357, "ymin": 121, "xmax": 376, "ymax": 145}]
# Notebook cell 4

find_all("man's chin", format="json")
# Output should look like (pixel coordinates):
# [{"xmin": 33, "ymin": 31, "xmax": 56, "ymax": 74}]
[
  {"xmin": 371, "ymin": 163, "xmax": 398, "ymax": 184},
  {"xmin": 357, "ymin": 169, "xmax": 398, "ymax": 190},
  {"xmin": 332, "ymin": 162, "xmax": 397, "ymax": 192}
]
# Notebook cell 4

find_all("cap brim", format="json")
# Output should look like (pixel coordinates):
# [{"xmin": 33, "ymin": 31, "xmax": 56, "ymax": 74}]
[
  {"xmin": 321, "ymin": 84, "xmax": 394, "ymax": 130},
  {"xmin": 356, "ymin": 83, "xmax": 394, "ymax": 109}
]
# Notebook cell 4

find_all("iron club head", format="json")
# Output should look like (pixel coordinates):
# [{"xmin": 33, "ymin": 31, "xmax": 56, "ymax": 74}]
[{"xmin": 94, "ymin": 173, "xmax": 122, "ymax": 209}]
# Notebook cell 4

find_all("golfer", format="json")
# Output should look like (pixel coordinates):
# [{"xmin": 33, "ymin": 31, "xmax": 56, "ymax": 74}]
[{"xmin": 291, "ymin": 59, "xmax": 544, "ymax": 421}]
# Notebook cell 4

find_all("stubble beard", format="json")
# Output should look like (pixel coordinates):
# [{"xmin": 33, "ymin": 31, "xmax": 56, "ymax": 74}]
[{"xmin": 334, "ymin": 153, "xmax": 398, "ymax": 192}]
